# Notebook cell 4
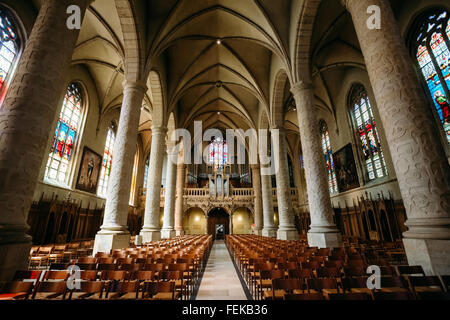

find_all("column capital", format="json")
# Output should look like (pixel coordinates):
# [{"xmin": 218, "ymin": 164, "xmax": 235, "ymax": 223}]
[
  {"xmin": 151, "ymin": 126, "xmax": 168, "ymax": 135},
  {"xmin": 122, "ymin": 80, "xmax": 148, "ymax": 93},
  {"xmin": 250, "ymin": 164, "xmax": 261, "ymax": 171},
  {"xmin": 291, "ymin": 81, "xmax": 314, "ymax": 96}
]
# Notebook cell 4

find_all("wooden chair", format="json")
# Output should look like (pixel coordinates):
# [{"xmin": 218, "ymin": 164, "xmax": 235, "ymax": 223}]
[
  {"xmin": 0, "ymin": 281, "xmax": 34, "ymax": 300},
  {"xmin": 143, "ymin": 281, "xmax": 179, "ymax": 300},
  {"xmin": 397, "ymin": 265, "xmax": 425, "ymax": 277},
  {"xmin": 260, "ymin": 270, "xmax": 285, "ymax": 300},
  {"xmin": 68, "ymin": 281, "xmax": 105, "ymax": 300},
  {"xmin": 408, "ymin": 276, "xmax": 444, "ymax": 297},
  {"xmin": 31, "ymin": 281, "xmax": 67, "ymax": 300},
  {"xmin": 106, "ymin": 281, "xmax": 140, "ymax": 299},
  {"xmin": 307, "ymin": 278, "xmax": 340, "ymax": 297},
  {"xmin": 270, "ymin": 278, "xmax": 304, "ymax": 300}
]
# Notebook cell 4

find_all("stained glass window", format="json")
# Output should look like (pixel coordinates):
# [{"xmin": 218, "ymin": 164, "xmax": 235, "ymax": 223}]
[
  {"xmin": 143, "ymin": 156, "xmax": 149, "ymax": 195},
  {"xmin": 414, "ymin": 10, "xmax": 450, "ymax": 144},
  {"xmin": 45, "ymin": 83, "xmax": 84, "ymax": 185},
  {"xmin": 349, "ymin": 85, "xmax": 387, "ymax": 181},
  {"xmin": 129, "ymin": 152, "xmax": 139, "ymax": 206},
  {"xmin": 97, "ymin": 127, "xmax": 115, "ymax": 197},
  {"xmin": 209, "ymin": 137, "xmax": 227, "ymax": 173},
  {"xmin": 320, "ymin": 120, "xmax": 338, "ymax": 194},
  {"xmin": 0, "ymin": 7, "xmax": 20, "ymax": 104}
]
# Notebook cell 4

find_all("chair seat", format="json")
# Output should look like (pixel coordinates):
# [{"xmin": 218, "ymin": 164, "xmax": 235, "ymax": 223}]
[
  {"xmin": 70, "ymin": 292, "xmax": 104, "ymax": 300},
  {"xmin": 33, "ymin": 293, "xmax": 66, "ymax": 300},
  {"xmin": 150, "ymin": 292, "xmax": 180, "ymax": 300},
  {"xmin": 0, "ymin": 293, "xmax": 28, "ymax": 300},
  {"xmin": 256, "ymin": 279, "xmax": 272, "ymax": 288},
  {"xmin": 414, "ymin": 286, "xmax": 442, "ymax": 293},
  {"xmin": 322, "ymin": 289, "xmax": 339, "ymax": 295},
  {"xmin": 351, "ymin": 288, "xmax": 373, "ymax": 294},
  {"xmin": 263, "ymin": 290, "xmax": 285, "ymax": 300},
  {"xmin": 378, "ymin": 288, "xmax": 408, "ymax": 293}
]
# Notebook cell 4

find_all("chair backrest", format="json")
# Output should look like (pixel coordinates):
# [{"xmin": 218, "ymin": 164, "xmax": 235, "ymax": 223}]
[
  {"xmin": 120, "ymin": 263, "xmax": 143, "ymax": 272},
  {"xmin": 13, "ymin": 270, "xmax": 42, "ymax": 281},
  {"xmin": 97, "ymin": 257, "xmax": 115, "ymax": 264},
  {"xmin": 33, "ymin": 281, "xmax": 67, "ymax": 296},
  {"xmin": 160, "ymin": 271, "xmax": 183, "ymax": 281},
  {"xmin": 73, "ymin": 280, "xmax": 105, "ymax": 294},
  {"xmin": 110, "ymin": 281, "xmax": 139, "ymax": 294},
  {"xmin": 100, "ymin": 270, "xmax": 127, "ymax": 281},
  {"xmin": 380, "ymin": 276, "xmax": 406, "ymax": 288},
  {"xmin": 77, "ymin": 257, "xmax": 96, "ymax": 264},
  {"xmin": 344, "ymin": 266, "xmax": 366, "ymax": 277},
  {"xmin": 0, "ymin": 281, "xmax": 34, "ymax": 294},
  {"xmin": 308, "ymin": 278, "xmax": 338, "ymax": 291},
  {"xmin": 168, "ymin": 263, "xmax": 188, "ymax": 272},
  {"xmin": 143, "ymin": 263, "xmax": 165, "ymax": 272},
  {"xmin": 132, "ymin": 271, "xmax": 154, "ymax": 281},
  {"xmin": 272, "ymin": 279, "xmax": 303, "ymax": 292},
  {"xmin": 146, "ymin": 281, "xmax": 175, "ymax": 297},
  {"xmin": 409, "ymin": 276, "xmax": 443, "ymax": 290},
  {"xmin": 76, "ymin": 263, "xmax": 97, "ymax": 270},
  {"xmin": 97, "ymin": 263, "xmax": 118, "ymax": 271},
  {"xmin": 397, "ymin": 265, "xmax": 425, "ymax": 276},
  {"xmin": 80, "ymin": 270, "xmax": 98, "ymax": 281},
  {"xmin": 44, "ymin": 270, "xmax": 69, "ymax": 280}
]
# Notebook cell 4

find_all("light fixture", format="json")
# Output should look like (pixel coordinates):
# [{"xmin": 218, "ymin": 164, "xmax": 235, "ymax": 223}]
[
  {"xmin": 217, "ymin": 39, "xmax": 221, "ymax": 45},
  {"xmin": 217, "ymin": 111, "xmax": 221, "ymax": 115},
  {"xmin": 195, "ymin": 216, "xmax": 200, "ymax": 222},
  {"xmin": 238, "ymin": 216, "xmax": 242, "ymax": 222}
]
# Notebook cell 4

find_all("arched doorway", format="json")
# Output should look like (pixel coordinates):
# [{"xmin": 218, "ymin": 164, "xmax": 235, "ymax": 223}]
[{"xmin": 208, "ymin": 208, "xmax": 229, "ymax": 240}]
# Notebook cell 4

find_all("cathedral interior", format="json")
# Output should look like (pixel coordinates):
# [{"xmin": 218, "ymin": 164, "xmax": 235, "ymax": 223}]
[{"xmin": 0, "ymin": 0, "xmax": 449, "ymax": 303}]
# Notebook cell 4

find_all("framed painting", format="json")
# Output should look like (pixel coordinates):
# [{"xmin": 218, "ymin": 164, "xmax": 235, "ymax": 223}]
[
  {"xmin": 76, "ymin": 147, "xmax": 102, "ymax": 194},
  {"xmin": 333, "ymin": 144, "xmax": 360, "ymax": 193}
]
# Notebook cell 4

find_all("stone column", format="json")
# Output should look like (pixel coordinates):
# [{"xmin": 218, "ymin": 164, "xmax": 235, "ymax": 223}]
[
  {"xmin": 271, "ymin": 127, "xmax": 299, "ymax": 240},
  {"xmin": 0, "ymin": 0, "xmax": 91, "ymax": 280},
  {"xmin": 93, "ymin": 80, "xmax": 147, "ymax": 254},
  {"xmin": 251, "ymin": 165, "xmax": 263, "ymax": 235},
  {"xmin": 174, "ymin": 164, "xmax": 186, "ymax": 236},
  {"xmin": 291, "ymin": 82, "xmax": 342, "ymax": 248},
  {"xmin": 161, "ymin": 148, "xmax": 177, "ymax": 239},
  {"xmin": 343, "ymin": 0, "xmax": 450, "ymax": 275},
  {"xmin": 140, "ymin": 126, "xmax": 167, "ymax": 242},
  {"xmin": 260, "ymin": 164, "xmax": 277, "ymax": 237}
]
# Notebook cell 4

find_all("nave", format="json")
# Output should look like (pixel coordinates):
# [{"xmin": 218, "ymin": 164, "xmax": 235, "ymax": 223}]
[{"xmin": 1, "ymin": 235, "xmax": 450, "ymax": 300}]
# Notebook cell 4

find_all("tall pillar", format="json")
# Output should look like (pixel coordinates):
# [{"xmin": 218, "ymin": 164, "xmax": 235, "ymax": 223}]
[
  {"xmin": 260, "ymin": 164, "xmax": 277, "ymax": 237},
  {"xmin": 291, "ymin": 82, "xmax": 342, "ymax": 248},
  {"xmin": 93, "ymin": 80, "xmax": 147, "ymax": 254},
  {"xmin": 161, "ymin": 148, "xmax": 177, "ymax": 239},
  {"xmin": 0, "ymin": 0, "xmax": 91, "ymax": 280},
  {"xmin": 140, "ymin": 126, "xmax": 167, "ymax": 242},
  {"xmin": 174, "ymin": 164, "xmax": 186, "ymax": 236},
  {"xmin": 251, "ymin": 165, "xmax": 263, "ymax": 235},
  {"xmin": 271, "ymin": 127, "xmax": 299, "ymax": 240},
  {"xmin": 343, "ymin": 0, "xmax": 450, "ymax": 274}
]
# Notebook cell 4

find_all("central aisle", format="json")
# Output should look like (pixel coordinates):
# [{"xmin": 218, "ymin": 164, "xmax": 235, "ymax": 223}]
[{"xmin": 195, "ymin": 240, "xmax": 248, "ymax": 300}]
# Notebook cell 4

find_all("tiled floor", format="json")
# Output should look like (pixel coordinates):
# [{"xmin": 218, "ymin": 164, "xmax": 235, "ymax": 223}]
[{"xmin": 196, "ymin": 241, "xmax": 248, "ymax": 300}]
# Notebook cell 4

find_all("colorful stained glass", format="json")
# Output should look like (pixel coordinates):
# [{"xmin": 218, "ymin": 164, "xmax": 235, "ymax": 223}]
[
  {"xmin": 129, "ymin": 152, "xmax": 139, "ymax": 205},
  {"xmin": 45, "ymin": 83, "xmax": 84, "ymax": 185},
  {"xmin": 320, "ymin": 121, "xmax": 338, "ymax": 194},
  {"xmin": 209, "ymin": 137, "xmax": 227, "ymax": 172},
  {"xmin": 0, "ymin": 8, "xmax": 19, "ymax": 97},
  {"xmin": 98, "ymin": 128, "xmax": 115, "ymax": 197},
  {"xmin": 415, "ymin": 10, "xmax": 450, "ymax": 144},
  {"xmin": 142, "ymin": 156, "xmax": 149, "ymax": 194},
  {"xmin": 350, "ymin": 85, "xmax": 387, "ymax": 181}
]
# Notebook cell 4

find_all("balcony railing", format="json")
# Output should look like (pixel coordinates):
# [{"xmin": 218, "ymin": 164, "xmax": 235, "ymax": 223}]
[{"xmin": 139, "ymin": 187, "xmax": 300, "ymax": 206}]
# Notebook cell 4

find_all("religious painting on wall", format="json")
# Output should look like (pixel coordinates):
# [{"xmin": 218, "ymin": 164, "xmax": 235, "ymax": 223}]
[
  {"xmin": 333, "ymin": 144, "xmax": 360, "ymax": 193},
  {"xmin": 76, "ymin": 147, "xmax": 102, "ymax": 194}
]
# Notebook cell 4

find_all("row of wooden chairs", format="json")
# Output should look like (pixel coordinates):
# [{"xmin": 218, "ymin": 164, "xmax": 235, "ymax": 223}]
[
  {"xmin": 226, "ymin": 235, "xmax": 450, "ymax": 300},
  {"xmin": 29, "ymin": 241, "xmax": 94, "ymax": 269}
]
